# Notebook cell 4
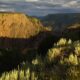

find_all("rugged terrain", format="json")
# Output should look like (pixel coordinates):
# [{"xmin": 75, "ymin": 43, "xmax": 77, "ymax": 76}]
[
  {"xmin": 41, "ymin": 13, "xmax": 80, "ymax": 40},
  {"xmin": 0, "ymin": 12, "xmax": 80, "ymax": 77},
  {"xmin": 0, "ymin": 12, "xmax": 50, "ymax": 50}
]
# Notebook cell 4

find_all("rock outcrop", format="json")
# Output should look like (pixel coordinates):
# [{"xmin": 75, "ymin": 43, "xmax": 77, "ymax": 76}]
[
  {"xmin": 0, "ymin": 12, "xmax": 43, "ymax": 38},
  {"xmin": 0, "ymin": 12, "xmax": 44, "ymax": 50}
]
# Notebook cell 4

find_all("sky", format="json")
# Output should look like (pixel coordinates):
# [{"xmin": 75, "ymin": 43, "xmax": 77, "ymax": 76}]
[{"xmin": 0, "ymin": 0, "xmax": 80, "ymax": 16}]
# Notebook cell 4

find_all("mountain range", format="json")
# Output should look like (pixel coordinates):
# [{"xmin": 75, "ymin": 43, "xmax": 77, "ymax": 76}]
[{"xmin": 40, "ymin": 13, "xmax": 80, "ymax": 40}]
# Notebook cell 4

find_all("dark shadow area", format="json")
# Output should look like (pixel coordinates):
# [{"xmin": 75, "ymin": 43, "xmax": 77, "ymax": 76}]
[
  {"xmin": 0, "ymin": 48, "xmax": 37, "ymax": 74},
  {"xmin": 0, "ymin": 49, "xmax": 22, "ymax": 74},
  {"xmin": 0, "ymin": 30, "xmax": 80, "ymax": 75},
  {"xmin": 37, "ymin": 35, "xmax": 60, "ymax": 56},
  {"xmin": 0, "ymin": 36, "xmax": 37, "ymax": 74},
  {"xmin": 37, "ymin": 28, "xmax": 80, "ymax": 57},
  {"xmin": 0, "ymin": 31, "xmax": 52, "ymax": 74},
  {"xmin": 62, "ymin": 28, "xmax": 80, "ymax": 41},
  {"xmin": 0, "ymin": 37, "xmax": 36, "ymax": 50}
]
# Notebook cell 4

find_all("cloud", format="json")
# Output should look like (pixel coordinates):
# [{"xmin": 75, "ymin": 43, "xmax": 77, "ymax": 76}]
[
  {"xmin": 0, "ymin": 8, "xmax": 15, "ymax": 12},
  {"xmin": 0, "ymin": 0, "xmax": 80, "ymax": 16},
  {"xmin": 25, "ymin": 0, "xmax": 38, "ymax": 2},
  {"xmin": 67, "ymin": 1, "xmax": 77, "ymax": 5},
  {"xmin": 62, "ymin": 1, "xmax": 80, "ymax": 8}
]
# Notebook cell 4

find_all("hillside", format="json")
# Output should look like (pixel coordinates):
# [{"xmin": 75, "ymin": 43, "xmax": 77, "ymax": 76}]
[
  {"xmin": 0, "ymin": 12, "xmax": 43, "ymax": 38},
  {"xmin": 0, "ymin": 12, "xmax": 53, "ymax": 51},
  {"xmin": 41, "ymin": 13, "xmax": 80, "ymax": 31},
  {"xmin": 0, "ymin": 12, "xmax": 53, "ymax": 73},
  {"xmin": 40, "ymin": 13, "xmax": 80, "ymax": 40},
  {"xmin": 0, "ymin": 13, "xmax": 80, "ymax": 79}
]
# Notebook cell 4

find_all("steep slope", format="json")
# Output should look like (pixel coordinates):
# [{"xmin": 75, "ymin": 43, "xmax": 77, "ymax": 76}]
[
  {"xmin": 0, "ymin": 12, "xmax": 48, "ymax": 50},
  {"xmin": 0, "ymin": 13, "xmax": 54, "ymax": 73},
  {"xmin": 0, "ymin": 12, "xmax": 43, "ymax": 38}
]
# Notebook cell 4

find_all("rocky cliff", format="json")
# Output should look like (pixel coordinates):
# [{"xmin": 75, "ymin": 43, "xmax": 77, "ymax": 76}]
[
  {"xmin": 0, "ymin": 12, "xmax": 45, "ymax": 50},
  {"xmin": 0, "ymin": 12, "xmax": 44, "ymax": 38}
]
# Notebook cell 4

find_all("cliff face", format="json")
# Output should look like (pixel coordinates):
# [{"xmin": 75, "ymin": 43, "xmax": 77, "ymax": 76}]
[
  {"xmin": 0, "ymin": 13, "xmax": 43, "ymax": 38},
  {"xmin": 0, "ymin": 12, "xmax": 44, "ymax": 50},
  {"xmin": 0, "ymin": 13, "xmax": 48, "ymax": 72}
]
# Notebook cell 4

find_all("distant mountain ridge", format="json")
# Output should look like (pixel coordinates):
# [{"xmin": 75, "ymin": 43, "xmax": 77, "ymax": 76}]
[
  {"xmin": 41, "ymin": 13, "xmax": 80, "ymax": 30},
  {"xmin": 40, "ymin": 13, "xmax": 80, "ymax": 40}
]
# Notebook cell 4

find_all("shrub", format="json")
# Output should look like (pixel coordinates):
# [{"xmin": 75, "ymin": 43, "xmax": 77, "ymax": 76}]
[
  {"xmin": 0, "ymin": 38, "xmax": 80, "ymax": 80},
  {"xmin": 68, "ymin": 54, "xmax": 78, "ymax": 65},
  {"xmin": 47, "ymin": 48, "xmax": 61, "ymax": 61},
  {"xmin": 47, "ymin": 38, "xmax": 80, "ymax": 65}
]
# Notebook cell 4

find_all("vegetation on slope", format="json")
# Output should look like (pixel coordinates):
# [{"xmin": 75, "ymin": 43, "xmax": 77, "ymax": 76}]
[
  {"xmin": 0, "ymin": 38, "xmax": 80, "ymax": 80},
  {"xmin": 0, "ymin": 13, "xmax": 80, "ymax": 80}
]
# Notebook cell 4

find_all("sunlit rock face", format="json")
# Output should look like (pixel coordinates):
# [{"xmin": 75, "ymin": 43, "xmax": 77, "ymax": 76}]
[
  {"xmin": 0, "ymin": 12, "xmax": 43, "ymax": 50},
  {"xmin": 0, "ymin": 12, "xmax": 43, "ymax": 38}
]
